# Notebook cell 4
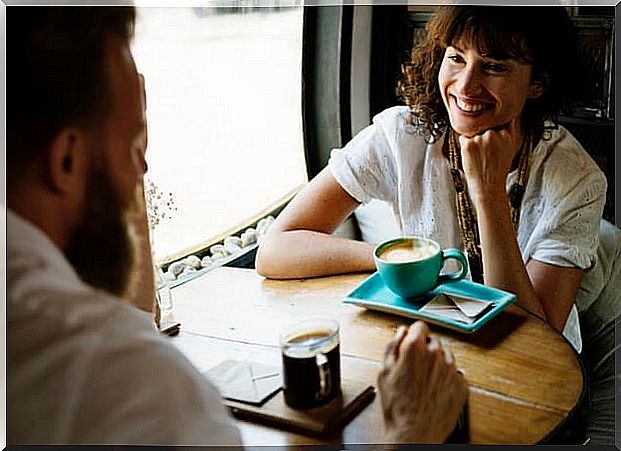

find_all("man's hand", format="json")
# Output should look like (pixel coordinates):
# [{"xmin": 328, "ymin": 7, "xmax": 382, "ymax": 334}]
[{"xmin": 378, "ymin": 321, "xmax": 468, "ymax": 444}]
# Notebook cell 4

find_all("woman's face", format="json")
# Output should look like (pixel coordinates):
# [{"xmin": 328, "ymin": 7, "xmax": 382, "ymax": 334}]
[{"xmin": 438, "ymin": 43, "xmax": 543, "ymax": 137}]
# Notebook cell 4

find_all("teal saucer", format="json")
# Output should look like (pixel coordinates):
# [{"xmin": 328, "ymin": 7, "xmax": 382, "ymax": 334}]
[{"xmin": 343, "ymin": 272, "xmax": 516, "ymax": 333}]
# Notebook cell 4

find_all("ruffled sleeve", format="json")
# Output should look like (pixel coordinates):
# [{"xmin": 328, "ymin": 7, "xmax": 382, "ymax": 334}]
[{"xmin": 328, "ymin": 106, "xmax": 406, "ymax": 204}]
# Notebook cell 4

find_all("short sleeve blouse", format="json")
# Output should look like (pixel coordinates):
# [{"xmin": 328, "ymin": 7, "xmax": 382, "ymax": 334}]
[{"xmin": 328, "ymin": 106, "xmax": 607, "ymax": 351}]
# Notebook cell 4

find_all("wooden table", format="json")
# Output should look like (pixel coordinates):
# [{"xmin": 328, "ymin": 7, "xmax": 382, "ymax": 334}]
[{"xmin": 169, "ymin": 267, "xmax": 584, "ymax": 445}]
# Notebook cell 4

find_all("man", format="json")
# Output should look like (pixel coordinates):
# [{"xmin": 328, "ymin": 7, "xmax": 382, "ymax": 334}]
[{"xmin": 7, "ymin": 6, "xmax": 467, "ymax": 445}]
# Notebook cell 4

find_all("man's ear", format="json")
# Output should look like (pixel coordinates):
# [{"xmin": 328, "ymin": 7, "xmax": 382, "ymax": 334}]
[{"xmin": 46, "ymin": 127, "xmax": 89, "ymax": 195}]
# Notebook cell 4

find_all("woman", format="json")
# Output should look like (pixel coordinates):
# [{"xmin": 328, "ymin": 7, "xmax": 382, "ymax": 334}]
[{"xmin": 256, "ymin": 6, "xmax": 606, "ymax": 351}]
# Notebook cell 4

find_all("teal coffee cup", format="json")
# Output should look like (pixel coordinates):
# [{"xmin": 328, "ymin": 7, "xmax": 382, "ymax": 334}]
[{"xmin": 374, "ymin": 236, "xmax": 469, "ymax": 299}]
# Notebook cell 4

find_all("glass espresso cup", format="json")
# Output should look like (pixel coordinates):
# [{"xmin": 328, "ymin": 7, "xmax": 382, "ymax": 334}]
[{"xmin": 279, "ymin": 319, "xmax": 341, "ymax": 409}]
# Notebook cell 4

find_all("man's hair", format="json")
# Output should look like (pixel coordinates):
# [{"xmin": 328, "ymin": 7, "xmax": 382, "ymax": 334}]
[
  {"xmin": 7, "ymin": 6, "xmax": 136, "ymax": 176},
  {"xmin": 398, "ymin": 6, "xmax": 584, "ymax": 141}
]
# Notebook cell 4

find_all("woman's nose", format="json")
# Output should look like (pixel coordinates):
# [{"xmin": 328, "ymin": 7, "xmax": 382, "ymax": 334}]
[{"xmin": 455, "ymin": 66, "xmax": 482, "ymax": 96}]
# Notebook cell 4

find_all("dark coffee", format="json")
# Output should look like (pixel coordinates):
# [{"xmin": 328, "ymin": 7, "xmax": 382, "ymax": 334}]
[{"xmin": 282, "ymin": 331, "xmax": 341, "ymax": 408}]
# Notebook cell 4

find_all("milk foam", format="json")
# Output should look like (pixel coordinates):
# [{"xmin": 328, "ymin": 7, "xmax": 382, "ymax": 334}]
[{"xmin": 380, "ymin": 242, "xmax": 436, "ymax": 262}]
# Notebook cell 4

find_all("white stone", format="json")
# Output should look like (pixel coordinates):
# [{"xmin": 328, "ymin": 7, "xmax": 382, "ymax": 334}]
[
  {"xmin": 224, "ymin": 241, "xmax": 242, "ymax": 255},
  {"xmin": 210, "ymin": 252, "xmax": 224, "ymax": 262},
  {"xmin": 241, "ymin": 229, "xmax": 257, "ymax": 247},
  {"xmin": 210, "ymin": 244, "xmax": 229, "ymax": 257},
  {"xmin": 169, "ymin": 261, "xmax": 186, "ymax": 277},
  {"xmin": 184, "ymin": 255, "xmax": 201, "ymax": 269},
  {"xmin": 256, "ymin": 219, "xmax": 270, "ymax": 236},
  {"xmin": 181, "ymin": 266, "xmax": 197, "ymax": 277},
  {"xmin": 224, "ymin": 236, "xmax": 242, "ymax": 248},
  {"xmin": 201, "ymin": 256, "xmax": 212, "ymax": 268}
]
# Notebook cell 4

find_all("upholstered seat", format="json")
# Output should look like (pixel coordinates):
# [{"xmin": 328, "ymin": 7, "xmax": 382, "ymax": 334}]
[{"xmin": 575, "ymin": 219, "xmax": 620, "ymax": 445}]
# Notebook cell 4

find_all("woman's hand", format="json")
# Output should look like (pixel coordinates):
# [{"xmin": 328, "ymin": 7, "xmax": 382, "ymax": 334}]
[{"xmin": 458, "ymin": 118, "xmax": 522, "ymax": 203}]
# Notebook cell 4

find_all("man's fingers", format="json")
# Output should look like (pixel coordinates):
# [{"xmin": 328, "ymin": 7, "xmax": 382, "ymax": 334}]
[
  {"xmin": 456, "ymin": 369, "xmax": 470, "ymax": 404},
  {"xmin": 443, "ymin": 346, "xmax": 455, "ymax": 366},
  {"xmin": 383, "ymin": 325, "xmax": 407, "ymax": 368},
  {"xmin": 398, "ymin": 321, "xmax": 430, "ymax": 369},
  {"xmin": 409, "ymin": 320, "xmax": 430, "ymax": 339}
]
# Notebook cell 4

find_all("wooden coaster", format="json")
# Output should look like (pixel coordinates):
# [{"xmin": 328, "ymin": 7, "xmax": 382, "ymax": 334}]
[{"xmin": 223, "ymin": 378, "xmax": 375, "ymax": 437}]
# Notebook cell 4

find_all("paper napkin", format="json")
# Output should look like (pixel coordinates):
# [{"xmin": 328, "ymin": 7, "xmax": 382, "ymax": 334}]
[
  {"xmin": 204, "ymin": 359, "xmax": 282, "ymax": 406},
  {"xmin": 419, "ymin": 293, "xmax": 493, "ymax": 324}
]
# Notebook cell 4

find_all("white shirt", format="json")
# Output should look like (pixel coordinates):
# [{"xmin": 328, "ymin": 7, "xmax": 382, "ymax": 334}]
[
  {"xmin": 329, "ymin": 106, "xmax": 608, "ymax": 352},
  {"xmin": 7, "ymin": 208, "xmax": 242, "ymax": 446}
]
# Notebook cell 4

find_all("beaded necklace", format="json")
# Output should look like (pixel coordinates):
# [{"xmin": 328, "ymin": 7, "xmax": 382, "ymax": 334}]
[{"xmin": 447, "ymin": 128, "xmax": 532, "ymax": 283}]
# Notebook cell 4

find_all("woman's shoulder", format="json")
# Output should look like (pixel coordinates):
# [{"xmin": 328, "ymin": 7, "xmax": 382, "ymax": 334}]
[
  {"xmin": 372, "ymin": 105, "xmax": 411, "ymax": 123},
  {"xmin": 536, "ymin": 125, "xmax": 604, "ymax": 176},
  {"xmin": 371, "ymin": 105, "xmax": 445, "ymax": 144},
  {"xmin": 534, "ymin": 125, "xmax": 607, "ymax": 194},
  {"xmin": 369, "ymin": 106, "xmax": 410, "ymax": 136}
]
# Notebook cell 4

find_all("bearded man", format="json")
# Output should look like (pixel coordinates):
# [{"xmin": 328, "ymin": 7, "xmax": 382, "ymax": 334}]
[
  {"xmin": 6, "ymin": 6, "xmax": 466, "ymax": 446},
  {"xmin": 6, "ymin": 7, "xmax": 242, "ymax": 445}
]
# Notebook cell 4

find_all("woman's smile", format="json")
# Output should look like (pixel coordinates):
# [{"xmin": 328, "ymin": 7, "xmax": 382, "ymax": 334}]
[
  {"xmin": 451, "ymin": 95, "xmax": 494, "ymax": 114},
  {"xmin": 439, "ymin": 45, "xmax": 541, "ymax": 136}
]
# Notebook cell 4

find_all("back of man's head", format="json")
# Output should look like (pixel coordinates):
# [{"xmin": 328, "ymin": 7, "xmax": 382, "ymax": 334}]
[{"xmin": 7, "ymin": 6, "xmax": 136, "ymax": 185}]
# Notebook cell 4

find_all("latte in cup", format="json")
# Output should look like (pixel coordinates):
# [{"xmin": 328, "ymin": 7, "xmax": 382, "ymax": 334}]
[
  {"xmin": 379, "ymin": 241, "xmax": 437, "ymax": 263},
  {"xmin": 374, "ymin": 236, "xmax": 469, "ymax": 299}
]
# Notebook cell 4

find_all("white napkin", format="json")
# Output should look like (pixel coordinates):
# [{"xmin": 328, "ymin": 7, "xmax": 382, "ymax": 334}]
[
  {"xmin": 419, "ymin": 293, "xmax": 492, "ymax": 324},
  {"xmin": 204, "ymin": 359, "xmax": 282, "ymax": 405}
]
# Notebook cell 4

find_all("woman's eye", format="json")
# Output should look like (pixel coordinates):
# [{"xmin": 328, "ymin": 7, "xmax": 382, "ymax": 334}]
[
  {"xmin": 485, "ymin": 63, "xmax": 507, "ymax": 73},
  {"xmin": 447, "ymin": 55, "xmax": 464, "ymax": 64}
]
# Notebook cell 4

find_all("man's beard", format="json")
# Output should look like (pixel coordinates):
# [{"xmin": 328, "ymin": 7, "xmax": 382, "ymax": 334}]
[{"xmin": 65, "ymin": 162, "xmax": 139, "ymax": 298}]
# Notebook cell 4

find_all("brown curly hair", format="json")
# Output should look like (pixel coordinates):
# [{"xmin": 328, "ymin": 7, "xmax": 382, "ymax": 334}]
[{"xmin": 398, "ymin": 6, "xmax": 584, "ymax": 141}]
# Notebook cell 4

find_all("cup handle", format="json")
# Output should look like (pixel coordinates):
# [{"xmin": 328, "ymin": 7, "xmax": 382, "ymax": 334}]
[
  {"xmin": 437, "ymin": 248, "xmax": 469, "ymax": 284},
  {"xmin": 315, "ymin": 352, "xmax": 332, "ymax": 399}
]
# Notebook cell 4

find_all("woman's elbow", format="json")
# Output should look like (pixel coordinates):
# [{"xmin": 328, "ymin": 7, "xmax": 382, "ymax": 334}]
[{"xmin": 255, "ymin": 239, "xmax": 282, "ymax": 279}]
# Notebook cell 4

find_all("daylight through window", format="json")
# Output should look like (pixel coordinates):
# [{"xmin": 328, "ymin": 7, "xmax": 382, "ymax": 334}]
[{"xmin": 132, "ymin": 6, "xmax": 307, "ymax": 263}]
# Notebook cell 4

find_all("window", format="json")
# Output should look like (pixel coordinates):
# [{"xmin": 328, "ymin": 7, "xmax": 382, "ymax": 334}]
[{"xmin": 132, "ymin": 6, "xmax": 306, "ymax": 263}]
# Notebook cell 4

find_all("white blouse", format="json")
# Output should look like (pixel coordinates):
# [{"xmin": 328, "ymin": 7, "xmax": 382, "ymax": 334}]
[{"xmin": 329, "ymin": 106, "xmax": 607, "ymax": 352}]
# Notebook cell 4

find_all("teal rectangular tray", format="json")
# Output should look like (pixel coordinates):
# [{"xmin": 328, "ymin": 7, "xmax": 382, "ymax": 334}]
[{"xmin": 344, "ymin": 272, "xmax": 516, "ymax": 333}]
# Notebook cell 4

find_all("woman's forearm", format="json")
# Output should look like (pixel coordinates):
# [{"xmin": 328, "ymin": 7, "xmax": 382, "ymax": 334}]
[
  {"xmin": 474, "ymin": 191, "xmax": 547, "ymax": 320},
  {"xmin": 256, "ymin": 230, "xmax": 376, "ymax": 279}
]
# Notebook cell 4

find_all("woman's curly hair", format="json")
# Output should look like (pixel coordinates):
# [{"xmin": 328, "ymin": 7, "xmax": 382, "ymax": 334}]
[{"xmin": 398, "ymin": 6, "xmax": 585, "ymax": 141}]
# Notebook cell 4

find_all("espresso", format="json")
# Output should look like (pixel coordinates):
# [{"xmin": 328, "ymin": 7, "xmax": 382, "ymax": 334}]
[
  {"xmin": 379, "ymin": 241, "xmax": 436, "ymax": 263},
  {"xmin": 282, "ymin": 331, "xmax": 341, "ymax": 408}
]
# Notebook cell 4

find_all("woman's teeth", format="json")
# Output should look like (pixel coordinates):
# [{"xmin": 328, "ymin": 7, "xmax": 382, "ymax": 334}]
[{"xmin": 456, "ymin": 99, "xmax": 487, "ymax": 112}]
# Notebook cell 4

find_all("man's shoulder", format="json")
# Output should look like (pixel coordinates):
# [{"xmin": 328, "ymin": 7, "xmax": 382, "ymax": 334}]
[
  {"xmin": 77, "ymin": 307, "xmax": 241, "ymax": 445},
  {"xmin": 9, "ymin": 287, "xmax": 240, "ymax": 445}
]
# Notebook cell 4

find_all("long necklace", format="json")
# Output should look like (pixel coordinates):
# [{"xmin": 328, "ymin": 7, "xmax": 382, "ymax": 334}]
[{"xmin": 447, "ymin": 128, "xmax": 531, "ymax": 283}]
